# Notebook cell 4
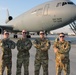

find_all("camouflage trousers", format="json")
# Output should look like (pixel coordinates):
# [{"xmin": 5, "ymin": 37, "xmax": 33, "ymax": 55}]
[
  {"xmin": 0, "ymin": 60, "xmax": 12, "ymax": 75},
  {"xmin": 16, "ymin": 57, "xmax": 29, "ymax": 75},
  {"xmin": 34, "ymin": 59, "xmax": 48, "ymax": 75},
  {"xmin": 56, "ymin": 59, "xmax": 70, "ymax": 75}
]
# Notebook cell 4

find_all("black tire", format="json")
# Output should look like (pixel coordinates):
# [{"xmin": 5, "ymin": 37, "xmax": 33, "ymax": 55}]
[
  {"xmin": 14, "ymin": 34, "xmax": 18, "ymax": 38},
  {"xmin": 26, "ymin": 35, "xmax": 31, "ymax": 38}
]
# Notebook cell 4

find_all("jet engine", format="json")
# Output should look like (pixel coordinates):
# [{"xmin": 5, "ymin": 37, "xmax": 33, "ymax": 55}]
[
  {"xmin": 5, "ymin": 16, "xmax": 13, "ymax": 23},
  {"xmin": 5, "ymin": 9, "xmax": 13, "ymax": 23}
]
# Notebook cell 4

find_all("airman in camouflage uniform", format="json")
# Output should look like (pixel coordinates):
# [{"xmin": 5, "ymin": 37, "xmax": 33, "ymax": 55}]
[
  {"xmin": 53, "ymin": 32, "xmax": 71, "ymax": 75},
  {"xmin": 0, "ymin": 31, "xmax": 15, "ymax": 75},
  {"xmin": 16, "ymin": 30, "xmax": 32, "ymax": 75},
  {"xmin": 33, "ymin": 31, "xmax": 51, "ymax": 75},
  {"xmin": 54, "ymin": 37, "xmax": 59, "ymax": 42}
]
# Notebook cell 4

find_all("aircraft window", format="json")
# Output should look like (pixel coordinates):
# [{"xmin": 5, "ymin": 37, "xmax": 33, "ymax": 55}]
[
  {"xmin": 56, "ymin": 2, "xmax": 62, "ymax": 7},
  {"xmin": 62, "ymin": 2, "xmax": 67, "ymax": 6},
  {"xmin": 37, "ymin": 8, "xmax": 43, "ymax": 16},
  {"xmin": 68, "ymin": 2, "xmax": 74, "ymax": 5},
  {"xmin": 56, "ymin": 1, "xmax": 75, "ymax": 7},
  {"xmin": 31, "ymin": 10, "xmax": 37, "ymax": 14}
]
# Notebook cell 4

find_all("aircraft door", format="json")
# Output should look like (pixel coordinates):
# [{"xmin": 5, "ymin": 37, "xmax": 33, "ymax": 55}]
[{"xmin": 43, "ymin": 4, "xmax": 50, "ymax": 16}]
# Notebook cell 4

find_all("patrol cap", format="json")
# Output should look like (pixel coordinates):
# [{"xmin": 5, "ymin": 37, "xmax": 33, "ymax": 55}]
[{"xmin": 4, "ymin": 31, "xmax": 9, "ymax": 34}]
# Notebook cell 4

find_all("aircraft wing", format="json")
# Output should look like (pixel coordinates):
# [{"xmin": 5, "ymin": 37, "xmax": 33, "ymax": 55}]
[
  {"xmin": 0, "ymin": 25, "xmax": 22, "ymax": 34},
  {"xmin": 0, "ymin": 25, "xmax": 14, "ymax": 33},
  {"xmin": 0, "ymin": 25, "xmax": 13, "ymax": 30}
]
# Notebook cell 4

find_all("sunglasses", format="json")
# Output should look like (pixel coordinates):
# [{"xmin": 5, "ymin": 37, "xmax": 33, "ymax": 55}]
[
  {"xmin": 22, "ymin": 32, "xmax": 26, "ymax": 34},
  {"xmin": 40, "ymin": 33, "xmax": 44, "ymax": 35},
  {"xmin": 4, "ymin": 33, "xmax": 9, "ymax": 35},
  {"xmin": 60, "ymin": 36, "xmax": 64, "ymax": 38}
]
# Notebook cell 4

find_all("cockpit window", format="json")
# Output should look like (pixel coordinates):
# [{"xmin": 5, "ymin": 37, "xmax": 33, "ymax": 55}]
[
  {"xmin": 62, "ymin": 2, "xmax": 67, "ymax": 6},
  {"xmin": 68, "ymin": 2, "xmax": 74, "ymax": 5},
  {"xmin": 56, "ymin": 2, "xmax": 62, "ymax": 7},
  {"xmin": 56, "ymin": 2, "xmax": 75, "ymax": 7}
]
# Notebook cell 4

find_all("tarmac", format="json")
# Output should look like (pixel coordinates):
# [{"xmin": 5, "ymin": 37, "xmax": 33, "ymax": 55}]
[{"xmin": 0, "ymin": 35, "xmax": 76, "ymax": 75}]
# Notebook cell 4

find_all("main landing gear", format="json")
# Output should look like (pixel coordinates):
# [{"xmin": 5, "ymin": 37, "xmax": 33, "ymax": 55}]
[{"xmin": 13, "ymin": 34, "xmax": 18, "ymax": 38}]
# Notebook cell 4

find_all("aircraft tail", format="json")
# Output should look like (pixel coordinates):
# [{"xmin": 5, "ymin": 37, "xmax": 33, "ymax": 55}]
[{"xmin": 5, "ymin": 9, "xmax": 13, "ymax": 23}]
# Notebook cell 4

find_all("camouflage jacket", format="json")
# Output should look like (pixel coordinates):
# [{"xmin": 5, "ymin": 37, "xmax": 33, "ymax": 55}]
[
  {"xmin": 16, "ymin": 38, "xmax": 32, "ymax": 57},
  {"xmin": 0, "ymin": 38, "xmax": 15, "ymax": 60},
  {"xmin": 53, "ymin": 40, "xmax": 71, "ymax": 62},
  {"xmin": 33, "ymin": 38, "xmax": 51, "ymax": 59}
]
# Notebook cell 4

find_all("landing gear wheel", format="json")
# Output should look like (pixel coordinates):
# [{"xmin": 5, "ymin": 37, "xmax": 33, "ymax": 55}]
[
  {"xmin": 26, "ymin": 35, "xmax": 31, "ymax": 38},
  {"xmin": 14, "ymin": 34, "xmax": 18, "ymax": 38}
]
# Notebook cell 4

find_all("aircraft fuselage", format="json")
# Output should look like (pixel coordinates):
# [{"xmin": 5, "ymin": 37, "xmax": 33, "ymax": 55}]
[{"xmin": 7, "ymin": 0, "xmax": 76, "ymax": 32}]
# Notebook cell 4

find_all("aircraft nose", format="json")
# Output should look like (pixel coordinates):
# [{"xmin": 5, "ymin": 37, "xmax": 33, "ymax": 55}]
[
  {"xmin": 71, "ymin": 5, "xmax": 76, "ymax": 20},
  {"xmin": 73, "ymin": 7, "xmax": 76, "ymax": 15},
  {"xmin": 74, "ymin": 6, "xmax": 76, "ymax": 19}
]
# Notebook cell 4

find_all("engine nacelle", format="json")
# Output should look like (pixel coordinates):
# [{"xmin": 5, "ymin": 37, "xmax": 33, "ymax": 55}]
[{"xmin": 5, "ymin": 16, "xmax": 13, "ymax": 23}]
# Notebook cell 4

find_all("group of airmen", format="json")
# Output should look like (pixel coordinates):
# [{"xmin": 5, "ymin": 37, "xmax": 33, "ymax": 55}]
[{"xmin": 0, "ymin": 29, "xmax": 71, "ymax": 75}]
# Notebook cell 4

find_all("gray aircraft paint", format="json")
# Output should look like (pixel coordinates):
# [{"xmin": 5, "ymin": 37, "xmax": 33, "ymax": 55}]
[{"xmin": 6, "ymin": 0, "xmax": 76, "ymax": 32}]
